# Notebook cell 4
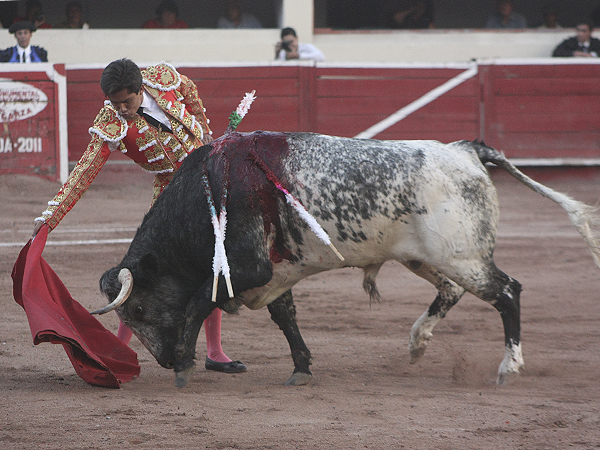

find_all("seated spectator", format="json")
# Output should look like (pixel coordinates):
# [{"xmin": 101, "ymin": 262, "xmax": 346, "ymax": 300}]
[
  {"xmin": 0, "ymin": 21, "xmax": 48, "ymax": 63},
  {"xmin": 380, "ymin": 0, "xmax": 434, "ymax": 29},
  {"xmin": 275, "ymin": 27, "xmax": 325, "ymax": 62},
  {"xmin": 13, "ymin": 0, "xmax": 51, "ymax": 29},
  {"xmin": 486, "ymin": 0, "xmax": 527, "ymax": 29},
  {"xmin": 55, "ymin": 1, "xmax": 90, "ymax": 29},
  {"xmin": 552, "ymin": 20, "xmax": 600, "ymax": 57},
  {"xmin": 538, "ymin": 5, "xmax": 561, "ymax": 29},
  {"xmin": 142, "ymin": 0, "xmax": 188, "ymax": 29},
  {"xmin": 218, "ymin": 0, "xmax": 261, "ymax": 29}
]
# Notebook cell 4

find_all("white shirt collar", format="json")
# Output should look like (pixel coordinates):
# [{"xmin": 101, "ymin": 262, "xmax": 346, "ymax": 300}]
[
  {"xmin": 17, "ymin": 45, "xmax": 31, "ymax": 61},
  {"xmin": 140, "ymin": 90, "xmax": 156, "ymax": 109},
  {"xmin": 140, "ymin": 90, "xmax": 171, "ymax": 128}
]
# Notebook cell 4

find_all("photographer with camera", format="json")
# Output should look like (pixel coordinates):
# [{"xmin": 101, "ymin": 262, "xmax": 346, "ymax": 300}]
[{"xmin": 275, "ymin": 27, "xmax": 325, "ymax": 61}]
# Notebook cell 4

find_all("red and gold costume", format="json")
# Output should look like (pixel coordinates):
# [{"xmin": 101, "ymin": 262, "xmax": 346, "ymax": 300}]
[{"xmin": 38, "ymin": 62, "xmax": 212, "ymax": 230}]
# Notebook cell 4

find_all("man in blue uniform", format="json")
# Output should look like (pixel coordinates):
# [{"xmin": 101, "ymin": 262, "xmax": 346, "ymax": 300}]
[{"xmin": 0, "ymin": 21, "xmax": 48, "ymax": 63}]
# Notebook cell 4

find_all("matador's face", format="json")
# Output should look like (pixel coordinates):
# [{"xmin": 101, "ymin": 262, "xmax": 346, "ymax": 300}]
[{"xmin": 108, "ymin": 87, "xmax": 144, "ymax": 121}]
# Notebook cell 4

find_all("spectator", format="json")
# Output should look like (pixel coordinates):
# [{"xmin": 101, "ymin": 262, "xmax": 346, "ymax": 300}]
[
  {"xmin": 538, "ymin": 5, "xmax": 561, "ymax": 29},
  {"xmin": 380, "ymin": 0, "xmax": 434, "ymax": 29},
  {"xmin": 218, "ymin": 0, "xmax": 261, "ymax": 29},
  {"xmin": 13, "ymin": 0, "xmax": 51, "ymax": 29},
  {"xmin": 0, "ymin": 21, "xmax": 48, "ymax": 63},
  {"xmin": 55, "ymin": 1, "xmax": 89, "ymax": 29},
  {"xmin": 552, "ymin": 20, "xmax": 600, "ymax": 57},
  {"xmin": 142, "ymin": 0, "xmax": 188, "ymax": 29},
  {"xmin": 486, "ymin": 0, "xmax": 527, "ymax": 29},
  {"xmin": 275, "ymin": 27, "xmax": 325, "ymax": 62}
]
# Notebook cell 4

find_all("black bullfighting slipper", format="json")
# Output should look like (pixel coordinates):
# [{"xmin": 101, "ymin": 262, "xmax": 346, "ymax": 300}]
[{"xmin": 205, "ymin": 357, "xmax": 247, "ymax": 373}]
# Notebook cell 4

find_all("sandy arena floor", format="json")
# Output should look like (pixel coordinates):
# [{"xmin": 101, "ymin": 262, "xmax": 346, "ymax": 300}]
[{"xmin": 1, "ymin": 167, "xmax": 599, "ymax": 449}]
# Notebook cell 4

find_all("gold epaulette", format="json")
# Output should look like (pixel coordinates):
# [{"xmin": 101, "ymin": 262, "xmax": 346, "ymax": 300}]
[
  {"xmin": 142, "ymin": 62, "xmax": 181, "ymax": 92},
  {"xmin": 88, "ymin": 103, "xmax": 127, "ymax": 143}
]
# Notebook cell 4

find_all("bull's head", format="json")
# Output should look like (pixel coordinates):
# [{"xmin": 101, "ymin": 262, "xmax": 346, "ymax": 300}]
[{"xmin": 94, "ymin": 253, "xmax": 192, "ymax": 374}]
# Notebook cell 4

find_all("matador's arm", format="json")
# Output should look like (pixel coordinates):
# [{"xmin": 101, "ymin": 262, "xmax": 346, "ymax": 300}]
[{"xmin": 35, "ymin": 133, "xmax": 112, "ymax": 232}]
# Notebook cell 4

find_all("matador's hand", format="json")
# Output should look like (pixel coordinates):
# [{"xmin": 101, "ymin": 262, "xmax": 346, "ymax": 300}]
[{"xmin": 32, "ymin": 220, "xmax": 44, "ymax": 237}]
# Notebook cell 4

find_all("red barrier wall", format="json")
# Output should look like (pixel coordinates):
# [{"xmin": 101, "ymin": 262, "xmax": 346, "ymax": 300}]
[
  {"xmin": 0, "ymin": 64, "xmax": 67, "ymax": 181},
  {"xmin": 313, "ymin": 66, "xmax": 480, "ymax": 142},
  {"xmin": 480, "ymin": 63, "xmax": 600, "ymax": 159},
  {"xmin": 64, "ymin": 61, "xmax": 600, "ymax": 163},
  {"xmin": 64, "ymin": 68, "xmax": 104, "ymax": 163}
]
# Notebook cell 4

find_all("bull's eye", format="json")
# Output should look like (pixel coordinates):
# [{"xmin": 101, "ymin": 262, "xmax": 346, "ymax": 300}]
[{"xmin": 133, "ymin": 305, "xmax": 144, "ymax": 320}]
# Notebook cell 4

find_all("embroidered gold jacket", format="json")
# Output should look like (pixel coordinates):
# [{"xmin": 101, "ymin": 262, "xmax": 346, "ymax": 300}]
[{"xmin": 39, "ymin": 62, "xmax": 212, "ymax": 230}]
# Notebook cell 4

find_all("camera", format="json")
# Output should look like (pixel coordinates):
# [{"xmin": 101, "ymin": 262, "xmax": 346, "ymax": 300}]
[{"xmin": 281, "ymin": 41, "xmax": 292, "ymax": 52}]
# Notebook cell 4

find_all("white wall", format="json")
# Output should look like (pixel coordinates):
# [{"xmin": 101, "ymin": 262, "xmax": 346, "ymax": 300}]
[
  {"xmin": 0, "ymin": 29, "xmax": 575, "ymax": 65},
  {"xmin": 314, "ymin": 30, "xmax": 574, "ymax": 63},
  {"xmin": 0, "ymin": 0, "xmax": 580, "ymax": 66}
]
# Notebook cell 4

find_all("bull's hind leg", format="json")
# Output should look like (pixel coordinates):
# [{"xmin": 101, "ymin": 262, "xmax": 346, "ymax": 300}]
[
  {"xmin": 267, "ymin": 290, "xmax": 313, "ymax": 386},
  {"xmin": 483, "ymin": 268, "xmax": 523, "ymax": 385},
  {"xmin": 444, "ymin": 260, "xmax": 523, "ymax": 385},
  {"xmin": 402, "ymin": 261, "xmax": 466, "ymax": 364}
]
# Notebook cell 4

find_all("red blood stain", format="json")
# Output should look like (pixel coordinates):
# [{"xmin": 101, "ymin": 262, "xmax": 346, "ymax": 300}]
[{"xmin": 208, "ymin": 131, "xmax": 295, "ymax": 263}]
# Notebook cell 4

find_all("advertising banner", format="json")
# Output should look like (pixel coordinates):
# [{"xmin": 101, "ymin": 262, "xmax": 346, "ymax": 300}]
[{"xmin": 0, "ymin": 64, "xmax": 68, "ymax": 182}]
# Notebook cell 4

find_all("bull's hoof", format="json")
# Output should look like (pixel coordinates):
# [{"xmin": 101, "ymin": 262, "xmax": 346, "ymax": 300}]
[
  {"xmin": 409, "ymin": 346, "xmax": 427, "ymax": 364},
  {"xmin": 496, "ymin": 370, "xmax": 520, "ymax": 386},
  {"xmin": 285, "ymin": 372, "xmax": 312, "ymax": 386},
  {"xmin": 496, "ymin": 343, "xmax": 524, "ymax": 385},
  {"xmin": 174, "ymin": 365, "xmax": 195, "ymax": 388}
]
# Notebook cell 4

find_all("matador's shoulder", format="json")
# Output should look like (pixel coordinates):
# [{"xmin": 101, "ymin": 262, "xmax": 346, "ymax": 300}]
[
  {"xmin": 142, "ymin": 62, "xmax": 181, "ymax": 92},
  {"xmin": 88, "ymin": 102, "xmax": 127, "ymax": 142}
]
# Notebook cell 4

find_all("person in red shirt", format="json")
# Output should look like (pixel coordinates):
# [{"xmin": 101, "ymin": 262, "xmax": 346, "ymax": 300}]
[
  {"xmin": 13, "ymin": 0, "xmax": 52, "ymax": 29},
  {"xmin": 142, "ymin": 0, "xmax": 188, "ymax": 29}
]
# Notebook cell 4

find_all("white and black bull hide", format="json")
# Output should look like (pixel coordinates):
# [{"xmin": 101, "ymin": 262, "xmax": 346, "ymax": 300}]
[{"xmin": 95, "ymin": 131, "xmax": 600, "ymax": 388}]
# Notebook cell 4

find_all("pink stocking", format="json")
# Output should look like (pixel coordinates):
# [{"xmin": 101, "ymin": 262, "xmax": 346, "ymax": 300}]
[
  {"xmin": 117, "ymin": 312, "xmax": 231, "ymax": 362},
  {"xmin": 204, "ymin": 308, "xmax": 232, "ymax": 363},
  {"xmin": 117, "ymin": 321, "xmax": 133, "ymax": 344}
]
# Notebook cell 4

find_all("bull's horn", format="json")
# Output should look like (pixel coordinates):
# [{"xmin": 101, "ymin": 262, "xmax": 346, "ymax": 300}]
[{"xmin": 91, "ymin": 268, "xmax": 133, "ymax": 315}]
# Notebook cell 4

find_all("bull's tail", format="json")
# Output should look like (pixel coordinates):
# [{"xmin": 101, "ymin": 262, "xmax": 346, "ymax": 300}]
[{"xmin": 472, "ymin": 141, "xmax": 600, "ymax": 268}]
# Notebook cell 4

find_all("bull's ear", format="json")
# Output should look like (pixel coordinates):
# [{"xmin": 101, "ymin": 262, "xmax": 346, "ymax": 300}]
[{"xmin": 137, "ymin": 253, "xmax": 159, "ymax": 284}]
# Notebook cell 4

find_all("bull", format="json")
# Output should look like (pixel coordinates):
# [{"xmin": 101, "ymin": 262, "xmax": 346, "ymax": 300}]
[{"xmin": 94, "ymin": 131, "xmax": 600, "ymax": 388}]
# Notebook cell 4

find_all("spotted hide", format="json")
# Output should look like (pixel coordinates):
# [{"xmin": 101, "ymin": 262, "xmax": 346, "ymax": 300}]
[{"xmin": 97, "ymin": 131, "xmax": 600, "ymax": 388}]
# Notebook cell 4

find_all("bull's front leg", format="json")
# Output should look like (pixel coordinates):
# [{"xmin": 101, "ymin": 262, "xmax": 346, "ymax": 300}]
[
  {"xmin": 174, "ymin": 247, "xmax": 275, "ymax": 388},
  {"xmin": 174, "ymin": 282, "xmax": 218, "ymax": 388},
  {"xmin": 267, "ymin": 290, "xmax": 312, "ymax": 386}
]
